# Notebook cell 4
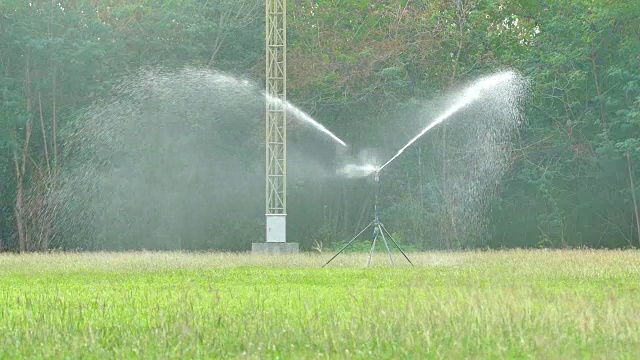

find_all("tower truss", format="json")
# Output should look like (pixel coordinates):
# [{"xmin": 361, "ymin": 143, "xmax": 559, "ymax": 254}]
[{"xmin": 265, "ymin": 0, "xmax": 286, "ymax": 242}]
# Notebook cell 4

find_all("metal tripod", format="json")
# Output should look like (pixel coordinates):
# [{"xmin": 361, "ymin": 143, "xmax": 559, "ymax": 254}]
[{"xmin": 322, "ymin": 171, "xmax": 414, "ymax": 268}]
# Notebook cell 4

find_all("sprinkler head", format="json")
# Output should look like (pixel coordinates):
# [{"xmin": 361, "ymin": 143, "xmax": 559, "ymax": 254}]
[{"xmin": 374, "ymin": 169, "xmax": 380, "ymax": 182}]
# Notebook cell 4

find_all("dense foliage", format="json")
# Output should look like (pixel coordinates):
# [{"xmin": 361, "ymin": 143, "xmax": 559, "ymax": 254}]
[{"xmin": 1, "ymin": 0, "xmax": 639, "ymax": 251}]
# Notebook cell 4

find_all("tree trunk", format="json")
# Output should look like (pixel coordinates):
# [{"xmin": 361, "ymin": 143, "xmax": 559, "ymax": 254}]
[
  {"xmin": 38, "ymin": 92, "xmax": 51, "ymax": 175},
  {"xmin": 591, "ymin": 51, "xmax": 608, "ymax": 143},
  {"xmin": 417, "ymin": 145, "xmax": 424, "ymax": 246},
  {"xmin": 13, "ymin": 152, "xmax": 26, "ymax": 253},
  {"xmin": 52, "ymin": 69, "xmax": 58, "ymax": 178},
  {"xmin": 627, "ymin": 152, "xmax": 639, "ymax": 247},
  {"xmin": 15, "ymin": 52, "xmax": 33, "ymax": 252},
  {"xmin": 14, "ymin": 120, "xmax": 32, "ymax": 253}
]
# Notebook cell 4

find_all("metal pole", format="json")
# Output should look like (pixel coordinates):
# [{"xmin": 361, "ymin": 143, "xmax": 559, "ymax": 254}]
[
  {"xmin": 378, "ymin": 226, "xmax": 395, "ymax": 266},
  {"xmin": 380, "ymin": 224, "xmax": 414, "ymax": 266},
  {"xmin": 322, "ymin": 222, "xmax": 373, "ymax": 268},
  {"xmin": 367, "ymin": 226, "xmax": 378, "ymax": 267}
]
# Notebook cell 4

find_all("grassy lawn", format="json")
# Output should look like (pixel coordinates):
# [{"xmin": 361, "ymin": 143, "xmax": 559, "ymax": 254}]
[{"xmin": 1, "ymin": 250, "xmax": 639, "ymax": 359}]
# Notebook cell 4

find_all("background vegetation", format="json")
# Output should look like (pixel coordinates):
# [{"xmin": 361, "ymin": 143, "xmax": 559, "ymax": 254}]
[{"xmin": 1, "ymin": 0, "xmax": 639, "ymax": 252}]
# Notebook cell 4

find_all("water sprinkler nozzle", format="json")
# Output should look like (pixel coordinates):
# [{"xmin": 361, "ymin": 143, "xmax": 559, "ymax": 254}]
[{"xmin": 374, "ymin": 169, "xmax": 380, "ymax": 182}]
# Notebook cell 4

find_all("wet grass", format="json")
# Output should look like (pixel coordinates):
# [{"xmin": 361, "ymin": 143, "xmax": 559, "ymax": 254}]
[{"xmin": 1, "ymin": 250, "xmax": 639, "ymax": 359}]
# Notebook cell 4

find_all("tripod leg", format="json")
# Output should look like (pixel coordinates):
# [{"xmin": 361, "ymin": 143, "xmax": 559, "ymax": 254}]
[
  {"xmin": 380, "ymin": 224, "xmax": 414, "ymax": 266},
  {"xmin": 378, "ymin": 228, "xmax": 395, "ymax": 266},
  {"xmin": 322, "ymin": 222, "xmax": 373, "ymax": 268},
  {"xmin": 367, "ymin": 233, "xmax": 377, "ymax": 267}
]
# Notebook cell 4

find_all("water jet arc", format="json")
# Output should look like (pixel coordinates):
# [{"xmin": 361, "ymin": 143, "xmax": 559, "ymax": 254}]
[
  {"xmin": 377, "ymin": 71, "xmax": 516, "ymax": 173},
  {"xmin": 282, "ymin": 99, "xmax": 347, "ymax": 147}
]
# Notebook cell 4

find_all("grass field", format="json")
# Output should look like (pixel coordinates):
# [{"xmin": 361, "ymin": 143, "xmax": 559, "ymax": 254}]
[{"xmin": 1, "ymin": 250, "xmax": 639, "ymax": 359}]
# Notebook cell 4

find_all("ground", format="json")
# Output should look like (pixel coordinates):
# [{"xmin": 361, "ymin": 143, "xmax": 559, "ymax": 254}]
[{"xmin": 1, "ymin": 250, "xmax": 638, "ymax": 359}]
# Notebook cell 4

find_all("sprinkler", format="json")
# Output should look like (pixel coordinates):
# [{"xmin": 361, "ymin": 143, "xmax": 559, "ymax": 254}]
[{"xmin": 322, "ymin": 168, "xmax": 414, "ymax": 267}]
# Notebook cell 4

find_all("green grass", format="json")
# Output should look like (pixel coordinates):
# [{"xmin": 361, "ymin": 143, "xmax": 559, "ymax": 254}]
[{"xmin": 1, "ymin": 250, "xmax": 639, "ymax": 359}]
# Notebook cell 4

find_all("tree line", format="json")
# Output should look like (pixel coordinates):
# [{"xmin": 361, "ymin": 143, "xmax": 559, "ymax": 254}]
[{"xmin": 1, "ymin": 0, "xmax": 639, "ymax": 252}]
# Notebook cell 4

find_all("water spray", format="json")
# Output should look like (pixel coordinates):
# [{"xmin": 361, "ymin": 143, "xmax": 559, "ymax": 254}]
[
  {"xmin": 378, "ymin": 70, "xmax": 516, "ymax": 172},
  {"xmin": 325, "ymin": 70, "xmax": 523, "ymax": 266},
  {"xmin": 265, "ymin": 94, "xmax": 348, "ymax": 147}
]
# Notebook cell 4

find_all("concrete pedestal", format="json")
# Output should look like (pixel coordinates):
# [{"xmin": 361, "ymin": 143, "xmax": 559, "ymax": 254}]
[{"xmin": 252, "ymin": 242, "xmax": 299, "ymax": 254}]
